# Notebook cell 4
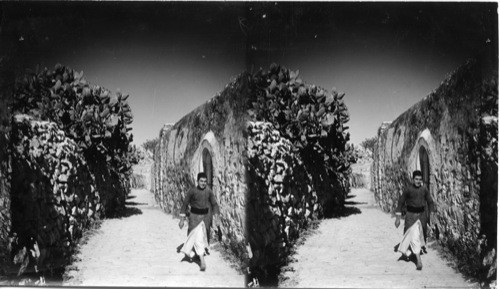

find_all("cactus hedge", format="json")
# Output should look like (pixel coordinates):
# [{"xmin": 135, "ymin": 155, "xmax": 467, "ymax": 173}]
[
  {"xmin": 248, "ymin": 64, "xmax": 355, "ymax": 216},
  {"xmin": 5, "ymin": 64, "xmax": 139, "ymax": 283},
  {"xmin": 247, "ymin": 122, "xmax": 318, "ymax": 283},
  {"xmin": 246, "ymin": 64, "xmax": 355, "ymax": 285},
  {"xmin": 12, "ymin": 64, "xmax": 137, "ymax": 216},
  {"xmin": 8, "ymin": 115, "xmax": 104, "ymax": 282}
]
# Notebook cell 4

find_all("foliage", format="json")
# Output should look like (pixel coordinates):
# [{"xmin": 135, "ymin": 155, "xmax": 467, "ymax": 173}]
[
  {"xmin": 130, "ymin": 173, "xmax": 146, "ymax": 189},
  {"xmin": 248, "ymin": 63, "xmax": 355, "ymax": 213},
  {"xmin": 9, "ymin": 116, "xmax": 103, "ymax": 283},
  {"xmin": 129, "ymin": 144, "xmax": 145, "ymax": 164},
  {"xmin": 142, "ymin": 137, "xmax": 159, "ymax": 155},
  {"xmin": 360, "ymin": 136, "xmax": 377, "ymax": 152},
  {"xmin": 12, "ymin": 63, "xmax": 138, "ymax": 177},
  {"xmin": 246, "ymin": 64, "xmax": 356, "ymax": 285},
  {"xmin": 349, "ymin": 173, "xmax": 367, "ymax": 188}
]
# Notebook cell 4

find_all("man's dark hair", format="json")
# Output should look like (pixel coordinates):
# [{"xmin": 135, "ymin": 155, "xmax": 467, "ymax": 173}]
[
  {"xmin": 197, "ymin": 172, "xmax": 207, "ymax": 181},
  {"xmin": 412, "ymin": 170, "xmax": 423, "ymax": 178}
]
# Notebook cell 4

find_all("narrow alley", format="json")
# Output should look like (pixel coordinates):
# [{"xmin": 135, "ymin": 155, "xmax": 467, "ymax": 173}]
[
  {"xmin": 279, "ymin": 187, "xmax": 479, "ymax": 288},
  {"xmin": 63, "ymin": 188, "xmax": 244, "ymax": 287}
]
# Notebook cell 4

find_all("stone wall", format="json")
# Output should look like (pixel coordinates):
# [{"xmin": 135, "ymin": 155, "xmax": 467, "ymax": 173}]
[
  {"xmin": 350, "ymin": 146, "xmax": 372, "ymax": 188},
  {"xmin": 6, "ymin": 115, "xmax": 104, "ymax": 281},
  {"xmin": 132, "ymin": 150, "xmax": 153, "ymax": 191},
  {"xmin": 0, "ymin": 81, "xmax": 12, "ymax": 275},
  {"xmin": 0, "ymin": 12, "xmax": 17, "ymax": 273},
  {"xmin": 152, "ymin": 67, "xmax": 355, "ymax": 286},
  {"xmin": 0, "ymin": 91, "xmax": 12, "ymax": 274},
  {"xmin": 152, "ymin": 76, "xmax": 249, "ymax": 263},
  {"xmin": 372, "ymin": 58, "xmax": 497, "ymax": 282}
]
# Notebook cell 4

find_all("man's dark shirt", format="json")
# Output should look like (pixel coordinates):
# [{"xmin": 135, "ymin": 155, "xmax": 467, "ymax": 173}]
[
  {"xmin": 180, "ymin": 186, "xmax": 220, "ymax": 215},
  {"xmin": 396, "ymin": 184, "xmax": 434, "ymax": 213}
]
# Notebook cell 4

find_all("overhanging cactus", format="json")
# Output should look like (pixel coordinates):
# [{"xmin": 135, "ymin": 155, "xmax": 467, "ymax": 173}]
[
  {"xmin": 248, "ymin": 63, "xmax": 355, "ymax": 215},
  {"xmin": 12, "ymin": 64, "xmax": 139, "ymax": 216},
  {"xmin": 13, "ymin": 64, "xmax": 136, "ymax": 178},
  {"xmin": 246, "ymin": 64, "xmax": 357, "ymax": 285}
]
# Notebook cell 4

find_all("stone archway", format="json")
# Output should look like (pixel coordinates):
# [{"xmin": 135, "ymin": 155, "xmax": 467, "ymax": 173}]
[
  {"xmin": 419, "ymin": 146, "xmax": 430, "ymax": 190},
  {"xmin": 191, "ymin": 131, "xmax": 220, "ymax": 194},
  {"xmin": 202, "ymin": 147, "xmax": 213, "ymax": 190},
  {"xmin": 410, "ymin": 129, "xmax": 435, "ymax": 189},
  {"xmin": 412, "ymin": 130, "xmax": 436, "ymax": 240}
]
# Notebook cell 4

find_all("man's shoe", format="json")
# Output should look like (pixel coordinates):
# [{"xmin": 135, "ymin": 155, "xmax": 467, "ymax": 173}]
[
  {"xmin": 181, "ymin": 255, "xmax": 193, "ymax": 263},
  {"xmin": 416, "ymin": 262, "xmax": 423, "ymax": 270},
  {"xmin": 200, "ymin": 257, "xmax": 206, "ymax": 271},
  {"xmin": 416, "ymin": 254, "xmax": 423, "ymax": 270}
]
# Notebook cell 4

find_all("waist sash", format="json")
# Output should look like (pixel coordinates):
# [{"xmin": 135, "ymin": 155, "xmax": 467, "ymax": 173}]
[
  {"xmin": 407, "ymin": 206, "xmax": 425, "ymax": 213},
  {"xmin": 191, "ymin": 207, "xmax": 209, "ymax": 215}
]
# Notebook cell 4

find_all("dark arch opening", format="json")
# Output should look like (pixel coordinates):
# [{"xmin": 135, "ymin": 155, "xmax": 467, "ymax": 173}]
[
  {"xmin": 419, "ymin": 145, "xmax": 433, "ymax": 240},
  {"xmin": 202, "ymin": 148, "xmax": 213, "ymax": 190},
  {"xmin": 419, "ymin": 146, "xmax": 430, "ymax": 190}
]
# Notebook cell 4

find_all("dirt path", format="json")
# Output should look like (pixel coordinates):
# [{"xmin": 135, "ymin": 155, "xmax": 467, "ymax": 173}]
[
  {"xmin": 63, "ymin": 188, "xmax": 244, "ymax": 287},
  {"xmin": 279, "ymin": 187, "xmax": 479, "ymax": 288}
]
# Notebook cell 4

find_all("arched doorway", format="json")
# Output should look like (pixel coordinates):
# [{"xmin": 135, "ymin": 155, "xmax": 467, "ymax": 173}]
[
  {"xmin": 419, "ymin": 146, "xmax": 430, "ymax": 190},
  {"xmin": 202, "ymin": 148, "xmax": 213, "ymax": 190},
  {"xmin": 419, "ymin": 145, "xmax": 432, "ymax": 240}
]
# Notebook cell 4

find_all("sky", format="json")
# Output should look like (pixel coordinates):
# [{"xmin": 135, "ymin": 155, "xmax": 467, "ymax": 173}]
[{"xmin": 2, "ymin": 2, "xmax": 497, "ymax": 146}]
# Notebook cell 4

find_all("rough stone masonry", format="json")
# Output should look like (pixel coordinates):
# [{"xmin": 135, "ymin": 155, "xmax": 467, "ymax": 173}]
[
  {"xmin": 152, "ymin": 65, "xmax": 355, "ymax": 285},
  {"xmin": 151, "ymin": 76, "xmax": 249, "ymax": 264},
  {"xmin": 0, "ymin": 76, "xmax": 12, "ymax": 277},
  {"xmin": 372, "ymin": 56, "xmax": 497, "ymax": 284},
  {"xmin": 0, "ymin": 30, "xmax": 17, "ymax": 275}
]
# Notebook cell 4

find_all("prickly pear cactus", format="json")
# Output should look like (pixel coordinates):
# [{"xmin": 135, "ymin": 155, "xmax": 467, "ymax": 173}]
[
  {"xmin": 246, "ymin": 64, "xmax": 356, "ymax": 285},
  {"xmin": 248, "ymin": 63, "xmax": 356, "ymax": 215},
  {"xmin": 7, "ymin": 64, "xmax": 140, "ymax": 283},
  {"xmin": 14, "ymin": 64, "xmax": 135, "ymax": 170},
  {"xmin": 13, "ymin": 64, "xmax": 138, "ymax": 214}
]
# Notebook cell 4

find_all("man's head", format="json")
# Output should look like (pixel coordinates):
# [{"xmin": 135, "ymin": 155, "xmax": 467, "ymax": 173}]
[
  {"xmin": 197, "ymin": 172, "xmax": 208, "ymax": 189},
  {"xmin": 412, "ymin": 170, "xmax": 423, "ymax": 187}
]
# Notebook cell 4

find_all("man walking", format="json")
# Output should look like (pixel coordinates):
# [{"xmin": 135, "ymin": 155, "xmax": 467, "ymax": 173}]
[
  {"xmin": 395, "ymin": 170, "xmax": 435, "ymax": 270},
  {"xmin": 178, "ymin": 172, "xmax": 220, "ymax": 271}
]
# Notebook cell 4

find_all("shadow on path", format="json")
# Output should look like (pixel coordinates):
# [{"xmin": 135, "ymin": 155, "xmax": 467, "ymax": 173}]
[
  {"xmin": 279, "ymin": 187, "xmax": 477, "ymax": 288},
  {"xmin": 330, "ymin": 206, "xmax": 362, "ymax": 218},
  {"xmin": 324, "ymin": 195, "xmax": 362, "ymax": 219},
  {"xmin": 64, "ymin": 188, "xmax": 244, "ymax": 287},
  {"xmin": 107, "ymin": 193, "xmax": 147, "ymax": 219},
  {"xmin": 108, "ymin": 206, "xmax": 143, "ymax": 219},
  {"xmin": 344, "ymin": 200, "xmax": 368, "ymax": 206},
  {"xmin": 125, "ymin": 201, "xmax": 148, "ymax": 206}
]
